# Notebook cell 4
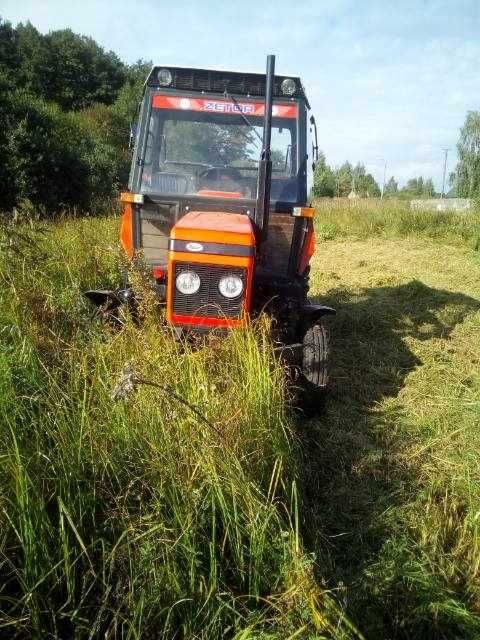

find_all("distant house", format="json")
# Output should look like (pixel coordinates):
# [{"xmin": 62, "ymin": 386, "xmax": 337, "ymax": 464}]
[{"xmin": 348, "ymin": 189, "xmax": 359, "ymax": 200}]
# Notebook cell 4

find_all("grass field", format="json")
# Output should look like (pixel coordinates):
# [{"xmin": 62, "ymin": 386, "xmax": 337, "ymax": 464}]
[{"xmin": 1, "ymin": 200, "xmax": 480, "ymax": 638}]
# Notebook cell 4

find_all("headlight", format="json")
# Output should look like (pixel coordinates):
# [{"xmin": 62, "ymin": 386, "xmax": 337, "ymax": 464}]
[
  {"xmin": 157, "ymin": 68, "xmax": 173, "ymax": 86},
  {"xmin": 281, "ymin": 78, "xmax": 296, "ymax": 96},
  {"xmin": 218, "ymin": 274, "xmax": 243, "ymax": 299},
  {"xmin": 176, "ymin": 270, "xmax": 200, "ymax": 295}
]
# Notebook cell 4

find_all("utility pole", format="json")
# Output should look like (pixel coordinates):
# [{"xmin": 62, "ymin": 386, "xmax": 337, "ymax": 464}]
[
  {"xmin": 373, "ymin": 158, "xmax": 387, "ymax": 199},
  {"xmin": 380, "ymin": 158, "xmax": 387, "ymax": 199},
  {"xmin": 441, "ymin": 148, "xmax": 449, "ymax": 198}
]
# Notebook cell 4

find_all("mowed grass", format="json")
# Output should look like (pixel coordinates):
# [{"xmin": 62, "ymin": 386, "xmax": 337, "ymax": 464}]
[
  {"xmin": 0, "ymin": 217, "xmax": 356, "ymax": 639},
  {"xmin": 306, "ymin": 202, "xmax": 480, "ymax": 638}
]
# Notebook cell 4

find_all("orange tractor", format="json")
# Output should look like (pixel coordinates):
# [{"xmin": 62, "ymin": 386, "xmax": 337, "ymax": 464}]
[{"xmin": 86, "ymin": 55, "xmax": 334, "ymax": 401}]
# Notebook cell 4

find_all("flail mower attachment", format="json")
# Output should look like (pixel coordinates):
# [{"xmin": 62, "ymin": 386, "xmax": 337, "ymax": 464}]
[{"xmin": 84, "ymin": 288, "xmax": 136, "ymax": 326}]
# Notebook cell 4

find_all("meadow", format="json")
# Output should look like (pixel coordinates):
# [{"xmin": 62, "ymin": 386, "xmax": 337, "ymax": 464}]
[{"xmin": 0, "ymin": 199, "xmax": 479, "ymax": 639}]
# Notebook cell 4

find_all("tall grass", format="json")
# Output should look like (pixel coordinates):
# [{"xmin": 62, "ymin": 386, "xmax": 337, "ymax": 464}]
[
  {"xmin": 3, "ymin": 202, "xmax": 479, "ymax": 638},
  {"xmin": 0, "ymin": 218, "xmax": 356, "ymax": 638},
  {"xmin": 313, "ymin": 198, "xmax": 480, "ymax": 246}
]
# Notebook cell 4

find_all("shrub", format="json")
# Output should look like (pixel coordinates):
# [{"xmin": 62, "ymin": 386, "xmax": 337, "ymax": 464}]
[{"xmin": 2, "ymin": 91, "xmax": 129, "ymax": 216}]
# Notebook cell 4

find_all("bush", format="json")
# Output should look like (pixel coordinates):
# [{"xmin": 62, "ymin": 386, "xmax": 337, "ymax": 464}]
[{"xmin": 2, "ymin": 90, "xmax": 129, "ymax": 216}]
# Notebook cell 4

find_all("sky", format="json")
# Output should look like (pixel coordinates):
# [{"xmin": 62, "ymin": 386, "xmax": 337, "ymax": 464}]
[{"xmin": 2, "ymin": 0, "xmax": 480, "ymax": 190}]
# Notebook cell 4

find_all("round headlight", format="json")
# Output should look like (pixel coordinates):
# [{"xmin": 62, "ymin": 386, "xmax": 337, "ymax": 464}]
[
  {"xmin": 157, "ymin": 68, "xmax": 173, "ymax": 86},
  {"xmin": 281, "ymin": 78, "xmax": 296, "ymax": 96},
  {"xmin": 218, "ymin": 274, "xmax": 243, "ymax": 299},
  {"xmin": 176, "ymin": 270, "xmax": 200, "ymax": 295}
]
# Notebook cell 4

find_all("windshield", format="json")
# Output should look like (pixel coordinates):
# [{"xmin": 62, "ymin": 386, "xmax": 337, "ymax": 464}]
[{"xmin": 139, "ymin": 94, "xmax": 299, "ymax": 202}]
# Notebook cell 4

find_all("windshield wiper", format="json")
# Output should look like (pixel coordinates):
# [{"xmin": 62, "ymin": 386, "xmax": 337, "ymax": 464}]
[{"xmin": 224, "ymin": 91, "xmax": 263, "ymax": 146}]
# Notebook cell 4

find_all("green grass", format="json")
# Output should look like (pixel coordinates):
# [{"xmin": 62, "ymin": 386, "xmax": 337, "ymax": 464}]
[
  {"xmin": 1, "ymin": 202, "xmax": 480, "ymax": 638},
  {"xmin": 313, "ymin": 198, "xmax": 480, "ymax": 247},
  {"xmin": 306, "ymin": 202, "xmax": 480, "ymax": 637},
  {"xmin": 0, "ymin": 218, "xmax": 355, "ymax": 638}
]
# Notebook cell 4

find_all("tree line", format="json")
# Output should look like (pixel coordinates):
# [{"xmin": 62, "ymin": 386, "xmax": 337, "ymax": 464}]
[
  {"xmin": 312, "ymin": 153, "xmax": 436, "ymax": 199},
  {"xmin": 0, "ymin": 18, "xmax": 148, "ymax": 215},
  {"xmin": 450, "ymin": 111, "xmax": 480, "ymax": 198},
  {"xmin": 1, "ymin": 18, "xmax": 480, "ymax": 214},
  {"xmin": 314, "ymin": 105, "xmax": 480, "ymax": 201}
]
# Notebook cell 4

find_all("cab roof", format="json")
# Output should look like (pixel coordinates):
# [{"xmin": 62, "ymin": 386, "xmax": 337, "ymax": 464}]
[{"xmin": 145, "ymin": 65, "xmax": 310, "ymax": 108}]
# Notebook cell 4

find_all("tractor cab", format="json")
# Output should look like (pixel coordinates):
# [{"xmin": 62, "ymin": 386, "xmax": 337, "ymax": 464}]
[{"xmin": 87, "ymin": 56, "xmax": 335, "ymax": 400}]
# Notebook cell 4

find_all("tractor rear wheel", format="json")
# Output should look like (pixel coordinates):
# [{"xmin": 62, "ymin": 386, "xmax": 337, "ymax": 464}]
[{"xmin": 300, "ymin": 320, "xmax": 330, "ymax": 411}]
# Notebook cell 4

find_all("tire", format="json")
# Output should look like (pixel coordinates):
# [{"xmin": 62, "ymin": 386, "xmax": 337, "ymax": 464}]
[{"xmin": 300, "ymin": 320, "xmax": 330, "ymax": 410}]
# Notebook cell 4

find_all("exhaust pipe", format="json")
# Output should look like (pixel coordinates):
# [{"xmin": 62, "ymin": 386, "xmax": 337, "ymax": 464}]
[{"xmin": 255, "ymin": 54, "xmax": 275, "ymax": 242}]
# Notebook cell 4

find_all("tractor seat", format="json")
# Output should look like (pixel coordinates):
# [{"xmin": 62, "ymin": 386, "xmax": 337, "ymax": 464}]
[{"xmin": 150, "ymin": 172, "xmax": 188, "ymax": 194}]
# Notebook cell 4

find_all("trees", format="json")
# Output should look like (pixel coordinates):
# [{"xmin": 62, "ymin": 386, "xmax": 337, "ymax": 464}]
[
  {"xmin": 44, "ymin": 29, "xmax": 126, "ymax": 110},
  {"xmin": 0, "ymin": 19, "xmax": 20, "ymax": 76},
  {"xmin": 114, "ymin": 60, "xmax": 152, "ymax": 124},
  {"xmin": 424, "ymin": 178, "xmax": 435, "ymax": 197},
  {"xmin": 2, "ymin": 90, "xmax": 123, "ymax": 212},
  {"xmin": 312, "ymin": 152, "xmax": 335, "ymax": 197},
  {"xmin": 336, "ymin": 162, "xmax": 353, "ymax": 197},
  {"xmin": 405, "ymin": 177, "xmax": 424, "ymax": 196},
  {"xmin": 312, "ymin": 157, "xmax": 381, "ymax": 198},
  {"xmin": 0, "ymin": 71, "xmax": 18, "ymax": 210},
  {"xmin": 1, "ymin": 20, "xmax": 126, "ymax": 111},
  {"xmin": 384, "ymin": 176, "xmax": 398, "ymax": 196},
  {"xmin": 353, "ymin": 163, "xmax": 381, "ymax": 197},
  {"xmin": 454, "ymin": 111, "xmax": 480, "ymax": 198},
  {"xmin": 0, "ymin": 18, "xmax": 137, "ymax": 214},
  {"xmin": 399, "ymin": 177, "xmax": 436, "ymax": 198}
]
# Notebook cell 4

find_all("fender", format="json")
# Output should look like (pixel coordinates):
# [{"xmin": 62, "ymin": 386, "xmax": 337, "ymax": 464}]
[{"xmin": 300, "ymin": 303, "xmax": 336, "ymax": 324}]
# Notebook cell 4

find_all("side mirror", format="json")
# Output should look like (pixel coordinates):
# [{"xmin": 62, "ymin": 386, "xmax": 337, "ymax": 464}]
[{"xmin": 310, "ymin": 114, "xmax": 319, "ymax": 171}]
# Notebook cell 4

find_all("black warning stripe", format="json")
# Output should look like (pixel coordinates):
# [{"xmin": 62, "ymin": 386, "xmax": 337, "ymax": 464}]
[{"xmin": 169, "ymin": 239, "xmax": 254, "ymax": 257}]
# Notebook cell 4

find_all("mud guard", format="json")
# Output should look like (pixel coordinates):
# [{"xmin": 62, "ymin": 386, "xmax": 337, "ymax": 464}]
[{"xmin": 300, "ymin": 303, "xmax": 336, "ymax": 326}]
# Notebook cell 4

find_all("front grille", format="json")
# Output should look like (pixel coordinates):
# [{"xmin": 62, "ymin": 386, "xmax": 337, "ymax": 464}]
[
  {"xmin": 172, "ymin": 69, "xmax": 274, "ymax": 96},
  {"xmin": 173, "ymin": 263, "xmax": 246, "ymax": 318}
]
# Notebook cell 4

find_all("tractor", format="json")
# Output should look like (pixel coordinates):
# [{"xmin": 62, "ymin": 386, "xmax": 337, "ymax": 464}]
[{"xmin": 86, "ymin": 55, "xmax": 335, "ymax": 402}]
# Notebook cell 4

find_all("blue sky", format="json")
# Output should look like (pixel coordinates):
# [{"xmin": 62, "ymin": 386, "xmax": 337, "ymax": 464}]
[{"xmin": 3, "ymin": 0, "xmax": 479, "ymax": 189}]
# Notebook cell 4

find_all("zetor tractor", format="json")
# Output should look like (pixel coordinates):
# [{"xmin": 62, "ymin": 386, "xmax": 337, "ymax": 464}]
[{"xmin": 86, "ymin": 55, "xmax": 335, "ymax": 401}]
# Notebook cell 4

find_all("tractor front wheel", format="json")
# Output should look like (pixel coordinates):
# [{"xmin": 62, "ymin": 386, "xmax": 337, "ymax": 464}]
[{"xmin": 300, "ymin": 320, "xmax": 330, "ymax": 411}]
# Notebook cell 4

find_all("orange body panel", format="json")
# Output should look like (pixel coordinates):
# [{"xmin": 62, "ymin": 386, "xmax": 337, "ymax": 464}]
[
  {"xmin": 298, "ymin": 219, "xmax": 315, "ymax": 274},
  {"xmin": 169, "ymin": 314, "xmax": 246, "ymax": 328},
  {"xmin": 171, "ymin": 211, "xmax": 255, "ymax": 246},
  {"xmin": 120, "ymin": 203, "xmax": 133, "ymax": 258},
  {"xmin": 196, "ymin": 189, "xmax": 243, "ymax": 199},
  {"xmin": 167, "ymin": 211, "xmax": 255, "ymax": 328}
]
